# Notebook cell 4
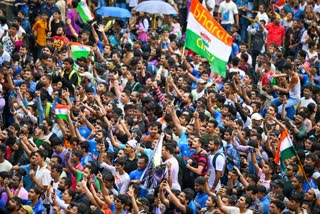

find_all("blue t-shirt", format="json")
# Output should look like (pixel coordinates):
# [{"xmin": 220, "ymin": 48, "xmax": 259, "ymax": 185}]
[
  {"xmin": 20, "ymin": 164, "xmax": 33, "ymax": 191},
  {"xmin": 87, "ymin": 139, "xmax": 98, "ymax": 157},
  {"xmin": 188, "ymin": 201, "xmax": 197, "ymax": 214},
  {"xmin": 194, "ymin": 192, "xmax": 209, "ymax": 211},
  {"xmin": 78, "ymin": 125, "xmax": 91, "ymax": 139},
  {"xmin": 81, "ymin": 153, "xmax": 94, "ymax": 166}
]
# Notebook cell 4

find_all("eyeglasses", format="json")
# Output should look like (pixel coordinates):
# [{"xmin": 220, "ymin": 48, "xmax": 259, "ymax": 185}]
[{"xmin": 286, "ymin": 168, "xmax": 292, "ymax": 171}]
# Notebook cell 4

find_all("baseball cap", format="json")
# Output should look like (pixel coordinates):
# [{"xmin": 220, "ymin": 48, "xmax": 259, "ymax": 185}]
[
  {"xmin": 79, "ymin": 72, "xmax": 94, "ymax": 81},
  {"xmin": 197, "ymin": 78, "xmax": 207, "ymax": 84},
  {"xmin": 251, "ymin": 113, "xmax": 263, "ymax": 120},
  {"xmin": 127, "ymin": 139, "xmax": 137, "ymax": 150},
  {"xmin": 21, "ymin": 205, "xmax": 33, "ymax": 214},
  {"xmin": 277, "ymin": 46, "xmax": 284, "ymax": 52},
  {"xmin": 136, "ymin": 197, "xmax": 150, "ymax": 207}
]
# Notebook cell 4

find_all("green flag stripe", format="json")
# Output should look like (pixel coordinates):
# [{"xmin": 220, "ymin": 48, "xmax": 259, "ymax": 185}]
[
  {"xmin": 185, "ymin": 29, "xmax": 227, "ymax": 77},
  {"xmin": 280, "ymin": 147, "xmax": 295, "ymax": 161}
]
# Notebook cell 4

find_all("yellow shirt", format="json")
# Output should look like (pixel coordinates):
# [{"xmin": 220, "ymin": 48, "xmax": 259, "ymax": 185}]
[{"xmin": 32, "ymin": 19, "xmax": 47, "ymax": 46}]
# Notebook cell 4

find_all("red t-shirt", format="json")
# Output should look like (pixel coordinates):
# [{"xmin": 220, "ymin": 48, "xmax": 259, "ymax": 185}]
[
  {"xmin": 261, "ymin": 70, "xmax": 274, "ymax": 86},
  {"xmin": 52, "ymin": 36, "xmax": 70, "ymax": 51},
  {"xmin": 265, "ymin": 23, "xmax": 285, "ymax": 47}
]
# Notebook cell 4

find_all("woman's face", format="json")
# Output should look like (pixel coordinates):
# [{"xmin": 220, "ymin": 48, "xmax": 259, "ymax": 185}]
[
  {"xmin": 62, "ymin": 190, "xmax": 72, "ymax": 201},
  {"xmin": 151, "ymin": 48, "xmax": 157, "ymax": 56},
  {"xmin": 206, "ymin": 197, "xmax": 215, "ymax": 207}
]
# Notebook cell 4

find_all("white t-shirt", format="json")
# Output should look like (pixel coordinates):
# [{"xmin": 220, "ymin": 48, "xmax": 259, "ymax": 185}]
[
  {"xmin": 236, "ymin": 52, "xmax": 253, "ymax": 65},
  {"xmin": 224, "ymin": 206, "xmax": 253, "ymax": 214},
  {"xmin": 218, "ymin": 1, "xmax": 238, "ymax": 24},
  {"xmin": 17, "ymin": 26, "xmax": 26, "ymax": 37},
  {"xmin": 99, "ymin": 162, "xmax": 130, "ymax": 194},
  {"xmin": 0, "ymin": 50, "xmax": 11, "ymax": 65},
  {"xmin": 164, "ymin": 156, "xmax": 181, "ymax": 191},
  {"xmin": 0, "ymin": 160, "xmax": 12, "ymax": 172},
  {"xmin": 208, "ymin": 153, "xmax": 225, "ymax": 192},
  {"xmin": 0, "ymin": 24, "xmax": 8, "ymax": 39},
  {"xmin": 229, "ymin": 67, "xmax": 246, "ymax": 79},
  {"xmin": 35, "ymin": 164, "xmax": 51, "ymax": 187},
  {"xmin": 299, "ymin": 97, "xmax": 316, "ymax": 108},
  {"xmin": 257, "ymin": 12, "xmax": 269, "ymax": 23},
  {"xmin": 202, "ymin": 0, "xmax": 215, "ymax": 15}
]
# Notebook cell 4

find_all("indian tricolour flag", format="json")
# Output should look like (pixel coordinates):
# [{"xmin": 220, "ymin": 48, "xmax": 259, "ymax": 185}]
[
  {"xmin": 185, "ymin": 0, "xmax": 232, "ymax": 77},
  {"xmin": 274, "ymin": 128, "xmax": 296, "ymax": 171},
  {"xmin": 76, "ymin": 0, "xmax": 94, "ymax": 23},
  {"xmin": 70, "ymin": 42, "xmax": 91, "ymax": 60},
  {"xmin": 274, "ymin": 0, "xmax": 285, "ymax": 9},
  {"xmin": 55, "ymin": 104, "xmax": 69, "ymax": 120}
]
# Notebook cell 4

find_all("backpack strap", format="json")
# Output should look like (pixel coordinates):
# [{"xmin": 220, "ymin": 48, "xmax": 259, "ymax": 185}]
[
  {"xmin": 68, "ymin": 69, "xmax": 80, "ymax": 88},
  {"xmin": 212, "ymin": 152, "xmax": 225, "ymax": 170}
]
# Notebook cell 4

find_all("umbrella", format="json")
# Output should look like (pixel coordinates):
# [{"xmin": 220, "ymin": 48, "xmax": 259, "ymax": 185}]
[
  {"xmin": 96, "ymin": 6, "xmax": 132, "ymax": 18},
  {"xmin": 134, "ymin": 0, "xmax": 177, "ymax": 15}
]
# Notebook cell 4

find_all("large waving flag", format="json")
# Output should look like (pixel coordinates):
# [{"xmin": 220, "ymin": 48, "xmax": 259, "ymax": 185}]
[
  {"xmin": 274, "ymin": 0, "xmax": 285, "ymax": 9},
  {"xmin": 70, "ymin": 42, "xmax": 91, "ymax": 60},
  {"xmin": 55, "ymin": 104, "xmax": 70, "ymax": 120},
  {"xmin": 274, "ymin": 128, "xmax": 296, "ymax": 170},
  {"xmin": 140, "ymin": 134, "xmax": 165, "ymax": 189},
  {"xmin": 185, "ymin": 0, "xmax": 232, "ymax": 77},
  {"xmin": 77, "ymin": 0, "xmax": 94, "ymax": 23}
]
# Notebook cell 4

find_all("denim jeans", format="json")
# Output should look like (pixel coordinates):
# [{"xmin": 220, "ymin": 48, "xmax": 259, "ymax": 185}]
[
  {"xmin": 271, "ymin": 97, "xmax": 300, "ymax": 114},
  {"xmin": 221, "ymin": 24, "xmax": 232, "ymax": 34}
]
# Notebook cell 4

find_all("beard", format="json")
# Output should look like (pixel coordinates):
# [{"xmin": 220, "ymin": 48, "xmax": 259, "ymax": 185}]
[{"xmin": 58, "ymin": 185, "xmax": 65, "ymax": 192}]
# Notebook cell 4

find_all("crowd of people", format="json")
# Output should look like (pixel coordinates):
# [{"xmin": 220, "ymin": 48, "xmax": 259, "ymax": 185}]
[{"xmin": 0, "ymin": 0, "xmax": 320, "ymax": 213}]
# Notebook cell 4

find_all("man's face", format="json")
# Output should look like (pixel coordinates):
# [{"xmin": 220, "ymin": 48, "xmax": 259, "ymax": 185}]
[
  {"xmin": 58, "ymin": 179, "xmax": 66, "ymax": 191},
  {"xmin": 51, "ymin": 168, "xmax": 60, "ymax": 178},
  {"xmin": 285, "ymin": 165, "xmax": 294, "ymax": 177},
  {"xmin": 287, "ymin": 199, "xmax": 298, "ymax": 211},
  {"xmin": 137, "ymin": 158, "xmax": 147, "ymax": 170},
  {"xmin": 23, "ymin": 71, "xmax": 32, "ymax": 81},
  {"xmin": 207, "ymin": 141, "xmax": 217, "ymax": 151},
  {"xmin": 269, "ymin": 202, "xmax": 280, "ymax": 214},
  {"xmin": 305, "ymin": 189, "xmax": 316, "ymax": 201},
  {"xmin": 161, "ymin": 147, "xmax": 168, "ymax": 158},
  {"xmin": 206, "ymin": 122, "xmax": 215, "ymax": 134},
  {"xmin": 124, "ymin": 144, "xmax": 134, "ymax": 154},
  {"xmin": 67, "ymin": 205, "xmax": 79, "ymax": 214},
  {"xmin": 191, "ymin": 137, "xmax": 201, "ymax": 148},
  {"xmin": 149, "ymin": 126, "xmax": 158, "ymax": 137},
  {"xmin": 240, "ymin": 45, "xmax": 247, "ymax": 53},
  {"xmin": 7, "ymin": 198, "xmax": 18, "ymax": 210},
  {"xmin": 223, "ymin": 132, "xmax": 231, "ymax": 141},
  {"xmin": 294, "ymin": 115, "xmax": 304, "ymax": 124},
  {"xmin": 236, "ymin": 196, "xmax": 247, "ymax": 209},
  {"xmin": 104, "ymin": 45, "xmax": 111, "ymax": 55},
  {"xmin": 53, "ymin": 12, "xmax": 60, "ymax": 20},
  {"xmin": 291, "ymin": 177, "xmax": 299, "ymax": 189},
  {"xmin": 274, "ymin": 16, "xmax": 281, "ymax": 25},
  {"xmin": 178, "ymin": 192, "xmax": 187, "ymax": 205},
  {"xmin": 63, "ymin": 62, "xmax": 72, "ymax": 70},
  {"xmin": 303, "ymin": 88, "xmax": 311, "ymax": 98},
  {"xmin": 28, "ymin": 189, "xmax": 37, "ymax": 201}
]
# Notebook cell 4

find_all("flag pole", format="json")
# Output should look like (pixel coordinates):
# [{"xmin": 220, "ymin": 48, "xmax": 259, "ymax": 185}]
[
  {"xmin": 181, "ymin": 46, "xmax": 186, "ymax": 64},
  {"xmin": 295, "ymin": 154, "xmax": 312, "ymax": 189}
]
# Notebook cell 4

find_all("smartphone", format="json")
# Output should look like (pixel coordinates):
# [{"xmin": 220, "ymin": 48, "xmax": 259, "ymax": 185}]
[{"xmin": 248, "ymin": 147, "xmax": 254, "ymax": 153}]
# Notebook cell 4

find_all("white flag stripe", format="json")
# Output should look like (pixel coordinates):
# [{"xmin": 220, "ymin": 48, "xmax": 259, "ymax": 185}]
[{"xmin": 187, "ymin": 15, "xmax": 232, "ymax": 60}]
